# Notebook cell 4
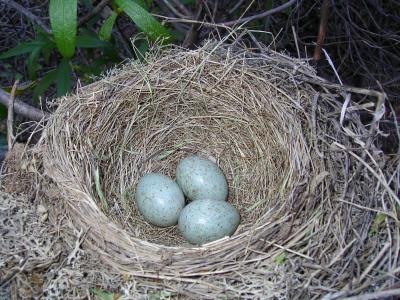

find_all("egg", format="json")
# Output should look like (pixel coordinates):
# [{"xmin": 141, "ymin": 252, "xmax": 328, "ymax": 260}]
[
  {"xmin": 178, "ymin": 199, "xmax": 240, "ymax": 245},
  {"xmin": 176, "ymin": 155, "xmax": 228, "ymax": 202},
  {"xmin": 135, "ymin": 173, "xmax": 185, "ymax": 227}
]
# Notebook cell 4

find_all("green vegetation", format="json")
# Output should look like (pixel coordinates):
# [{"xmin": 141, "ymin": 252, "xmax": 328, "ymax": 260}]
[{"xmin": 0, "ymin": 0, "xmax": 173, "ymax": 100}]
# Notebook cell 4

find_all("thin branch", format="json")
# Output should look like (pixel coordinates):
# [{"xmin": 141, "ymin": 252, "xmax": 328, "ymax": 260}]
[
  {"xmin": 163, "ymin": 0, "xmax": 189, "ymax": 18},
  {"xmin": 182, "ymin": 0, "xmax": 203, "ymax": 49},
  {"xmin": 220, "ymin": 0, "xmax": 298, "ymax": 27},
  {"xmin": 169, "ymin": 0, "xmax": 192, "ymax": 17},
  {"xmin": 155, "ymin": 0, "xmax": 298, "ymax": 29},
  {"xmin": 154, "ymin": 0, "xmax": 190, "ymax": 32},
  {"xmin": 313, "ymin": 0, "xmax": 330, "ymax": 60},
  {"xmin": 228, "ymin": 0, "xmax": 246, "ymax": 15},
  {"xmin": 78, "ymin": 0, "xmax": 111, "ymax": 26},
  {"xmin": 0, "ymin": 88, "xmax": 48, "ymax": 122},
  {"xmin": 2, "ymin": 0, "xmax": 51, "ymax": 34},
  {"xmin": 7, "ymin": 80, "xmax": 18, "ymax": 149},
  {"xmin": 342, "ymin": 289, "xmax": 400, "ymax": 300}
]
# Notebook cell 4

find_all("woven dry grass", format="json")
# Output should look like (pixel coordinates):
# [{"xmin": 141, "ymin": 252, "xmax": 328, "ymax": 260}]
[{"xmin": 39, "ymin": 39, "xmax": 399, "ymax": 298}]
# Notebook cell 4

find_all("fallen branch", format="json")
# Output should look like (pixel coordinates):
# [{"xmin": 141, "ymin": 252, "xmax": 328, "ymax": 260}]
[
  {"xmin": 2, "ymin": 0, "xmax": 52, "ymax": 34},
  {"xmin": 0, "ymin": 88, "xmax": 48, "ymax": 122}
]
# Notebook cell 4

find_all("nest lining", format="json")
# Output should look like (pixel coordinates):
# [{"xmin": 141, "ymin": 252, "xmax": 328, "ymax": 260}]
[{"xmin": 40, "ymin": 41, "xmax": 399, "ymax": 298}]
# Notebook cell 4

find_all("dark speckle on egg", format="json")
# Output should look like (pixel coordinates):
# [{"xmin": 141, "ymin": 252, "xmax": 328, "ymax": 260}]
[
  {"xmin": 178, "ymin": 199, "xmax": 240, "ymax": 245},
  {"xmin": 176, "ymin": 155, "xmax": 228, "ymax": 202},
  {"xmin": 135, "ymin": 173, "xmax": 185, "ymax": 227}
]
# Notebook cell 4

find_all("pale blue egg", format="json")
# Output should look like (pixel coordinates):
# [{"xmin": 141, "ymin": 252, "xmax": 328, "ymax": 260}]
[
  {"xmin": 176, "ymin": 155, "xmax": 228, "ymax": 201},
  {"xmin": 135, "ymin": 173, "xmax": 185, "ymax": 227},
  {"xmin": 178, "ymin": 199, "xmax": 240, "ymax": 245}
]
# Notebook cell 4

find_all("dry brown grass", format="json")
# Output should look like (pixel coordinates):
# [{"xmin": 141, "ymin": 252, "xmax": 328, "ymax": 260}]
[{"xmin": 38, "ymin": 38, "xmax": 399, "ymax": 298}]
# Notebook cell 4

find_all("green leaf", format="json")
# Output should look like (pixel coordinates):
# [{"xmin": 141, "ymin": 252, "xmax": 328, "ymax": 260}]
[
  {"xmin": 49, "ymin": 0, "xmax": 77, "ymax": 58},
  {"xmin": 43, "ymin": 47, "xmax": 52, "ymax": 64},
  {"xmin": 115, "ymin": 0, "xmax": 172, "ymax": 42},
  {"xmin": 76, "ymin": 33, "xmax": 111, "ymax": 48},
  {"xmin": 91, "ymin": 288, "xmax": 119, "ymax": 300},
  {"xmin": 274, "ymin": 253, "xmax": 286, "ymax": 265},
  {"xmin": 0, "ymin": 104, "xmax": 7, "ymax": 120},
  {"xmin": 56, "ymin": 58, "xmax": 72, "ymax": 96},
  {"xmin": 99, "ymin": 12, "xmax": 118, "ymax": 41},
  {"xmin": 0, "ymin": 41, "xmax": 46, "ymax": 59},
  {"xmin": 36, "ymin": 30, "xmax": 55, "ymax": 48},
  {"xmin": 33, "ymin": 70, "xmax": 57, "ymax": 100},
  {"xmin": 27, "ymin": 47, "xmax": 42, "ymax": 80}
]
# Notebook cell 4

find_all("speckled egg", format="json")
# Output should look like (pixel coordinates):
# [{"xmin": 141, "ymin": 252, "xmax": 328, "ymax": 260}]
[
  {"xmin": 178, "ymin": 199, "xmax": 240, "ymax": 245},
  {"xmin": 135, "ymin": 173, "xmax": 185, "ymax": 227},
  {"xmin": 176, "ymin": 155, "xmax": 228, "ymax": 202}
]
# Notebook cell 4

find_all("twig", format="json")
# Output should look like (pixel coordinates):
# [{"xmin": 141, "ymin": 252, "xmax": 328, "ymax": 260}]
[
  {"xmin": 291, "ymin": 25, "xmax": 301, "ymax": 58},
  {"xmin": 155, "ymin": 0, "xmax": 297, "ymax": 29},
  {"xmin": 114, "ymin": 22, "xmax": 135, "ymax": 58},
  {"xmin": 0, "ymin": 88, "xmax": 47, "ymax": 121},
  {"xmin": 341, "ymin": 289, "xmax": 400, "ymax": 300},
  {"xmin": 169, "ymin": 0, "xmax": 192, "ymax": 16},
  {"xmin": 228, "ymin": 0, "xmax": 246, "ymax": 14},
  {"xmin": 313, "ymin": 0, "xmax": 330, "ymax": 60},
  {"xmin": 220, "ymin": 0, "xmax": 297, "ymax": 27},
  {"xmin": 78, "ymin": 0, "xmax": 111, "ymax": 26},
  {"xmin": 7, "ymin": 80, "xmax": 19, "ymax": 150},
  {"xmin": 154, "ymin": 0, "xmax": 189, "ymax": 32},
  {"xmin": 358, "ymin": 242, "xmax": 391, "ymax": 283},
  {"xmin": 163, "ymin": 0, "xmax": 188, "ymax": 18},
  {"xmin": 2, "ymin": 0, "xmax": 51, "ymax": 34},
  {"xmin": 182, "ymin": 0, "xmax": 203, "ymax": 49},
  {"xmin": 333, "ymin": 142, "xmax": 400, "ymax": 206}
]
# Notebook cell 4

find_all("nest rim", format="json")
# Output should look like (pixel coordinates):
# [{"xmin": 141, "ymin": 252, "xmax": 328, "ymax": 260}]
[{"xmin": 39, "ymin": 40, "xmax": 399, "ymax": 297}]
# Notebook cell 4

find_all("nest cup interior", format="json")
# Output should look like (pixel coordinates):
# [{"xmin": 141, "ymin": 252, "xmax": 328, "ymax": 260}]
[{"xmin": 45, "ymin": 45, "xmax": 312, "ymax": 247}]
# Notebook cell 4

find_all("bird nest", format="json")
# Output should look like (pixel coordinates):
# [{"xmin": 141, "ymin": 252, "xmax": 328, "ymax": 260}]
[{"xmin": 39, "ymin": 41, "xmax": 399, "ymax": 298}]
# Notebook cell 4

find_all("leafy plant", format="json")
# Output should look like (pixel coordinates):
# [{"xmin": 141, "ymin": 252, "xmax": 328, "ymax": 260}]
[{"xmin": 0, "ymin": 0, "xmax": 173, "ymax": 101}]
